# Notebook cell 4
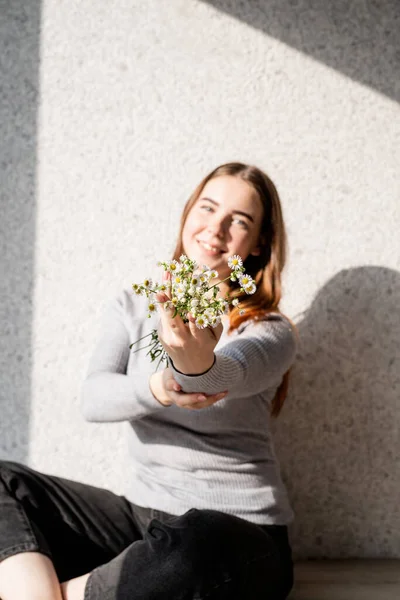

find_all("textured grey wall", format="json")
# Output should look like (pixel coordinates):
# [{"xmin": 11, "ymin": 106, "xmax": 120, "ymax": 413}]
[
  {"xmin": 1, "ymin": 1, "xmax": 41, "ymax": 462},
  {"xmin": 1, "ymin": 0, "xmax": 399, "ymax": 559}
]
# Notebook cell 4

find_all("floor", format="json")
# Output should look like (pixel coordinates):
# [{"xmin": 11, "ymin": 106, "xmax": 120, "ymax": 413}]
[{"xmin": 288, "ymin": 560, "xmax": 400, "ymax": 600}]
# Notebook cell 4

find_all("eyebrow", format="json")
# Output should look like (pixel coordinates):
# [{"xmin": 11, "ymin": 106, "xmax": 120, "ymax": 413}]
[{"xmin": 199, "ymin": 197, "xmax": 255, "ymax": 223}]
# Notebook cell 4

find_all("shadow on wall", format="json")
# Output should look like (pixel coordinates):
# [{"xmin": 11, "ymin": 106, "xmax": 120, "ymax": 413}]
[
  {"xmin": 201, "ymin": 0, "xmax": 400, "ymax": 103},
  {"xmin": 0, "ymin": 2, "xmax": 41, "ymax": 461},
  {"xmin": 274, "ymin": 266, "xmax": 400, "ymax": 558}
]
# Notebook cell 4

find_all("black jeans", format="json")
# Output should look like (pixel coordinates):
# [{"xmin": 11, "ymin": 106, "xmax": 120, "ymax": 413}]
[{"xmin": 0, "ymin": 461, "xmax": 294, "ymax": 599}]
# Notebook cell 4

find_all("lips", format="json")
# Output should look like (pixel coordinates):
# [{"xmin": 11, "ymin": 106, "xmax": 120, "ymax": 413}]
[{"xmin": 197, "ymin": 239, "xmax": 226, "ymax": 254}]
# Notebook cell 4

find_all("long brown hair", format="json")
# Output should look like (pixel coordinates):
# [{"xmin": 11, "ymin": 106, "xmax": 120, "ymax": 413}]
[{"xmin": 172, "ymin": 162, "xmax": 296, "ymax": 417}]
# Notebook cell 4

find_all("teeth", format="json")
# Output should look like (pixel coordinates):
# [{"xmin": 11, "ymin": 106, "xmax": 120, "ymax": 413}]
[{"xmin": 199, "ymin": 241, "xmax": 221, "ymax": 253}]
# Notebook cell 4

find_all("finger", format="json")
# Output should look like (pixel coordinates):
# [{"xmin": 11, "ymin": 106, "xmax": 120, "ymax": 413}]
[
  {"xmin": 186, "ymin": 317, "xmax": 222, "ymax": 343},
  {"xmin": 156, "ymin": 293, "xmax": 187, "ymax": 335},
  {"xmin": 165, "ymin": 378, "xmax": 181, "ymax": 393},
  {"xmin": 212, "ymin": 321, "xmax": 224, "ymax": 341},
  {"xmin": 155, "ymin": 271, "xmax": 172, "ymax": 307},
  {"xmin": 162, "ymin": 270, "xmax": 172, "ymax": 300},
  {"xmin": 185, "ymin": 396, "xmax": 223, "ymax": 410},
  {"xmin": 155, "ymin": 291, "xmax": 169, "ymax": 304},
  {"xmin": 162, "ymin": 368, "xmax": 181, "ymax": 392},
  {"xmin": 176, "ymin": 391, "xmax": 227, "ymax": 410}
]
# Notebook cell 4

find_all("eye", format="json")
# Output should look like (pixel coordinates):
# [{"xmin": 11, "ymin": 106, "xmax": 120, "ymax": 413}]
[
  {"xmin": 200, "ymin": 205, "xmax": 213, "ymax": 212},
  {"xmin": 232, "ymin": 217, "xmax": 249, "ymax": 229}
]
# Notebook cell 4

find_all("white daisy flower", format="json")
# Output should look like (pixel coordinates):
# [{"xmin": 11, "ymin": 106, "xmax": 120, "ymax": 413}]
[
  {"xmin": 244, "ymin": 282, "xmax": 257, "ymax": 295},
  {"xmin": 148, "ymin": 303, "xmax": 156, "ymax": 313},
  {"xmin": 167, "ymin": 260, "xmax": 181, "ymax": 274},
  {"xmin": 238, "ymin": 273, "xmax": 253, "ymax": 287},
  {"xmin": 195, "ymin": 315, "xmax": 209, "ymax": 329},
  {"xmin": 143, "ymin": 278, "xmax": 152, "ymax": 288},
  {"xmin": 200, "ymin": 296, "xmax": 211, "ymax": 308},
  {"xmin": 174, "ymin": 285, "xmax": 186, "ymax": 298},
  {"xmin": 228, "ymin": 255, "xmax": 243, "ymax": 269},
  {"xmin": 209, "ymin": 315, "xmax": 222, "ymax": 327},
  {"xmin": 219, "ymin": 300, "xmax": 229, "ymax": 314},
  {"xmin": 208, "ymin": 270, "xmax": 218, "ymax": 279},
  {"xmin": 232, "ymin": 298, "xmax": 240, "ymax": 306},
  {"xmin": 172, "ymin": 279, "xmax": 187, "ymax": 292},
  {"xmin": 199, "ymin": 272, "xmax": 210, "ymax": 284}
]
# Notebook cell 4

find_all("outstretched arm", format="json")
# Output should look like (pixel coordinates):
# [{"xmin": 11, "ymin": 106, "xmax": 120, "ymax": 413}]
[
  {"xmin": 168, "ymin": 315, "xmax": 297, "ymax": 399},
  {"xmin": 81, "ymin": 291, "xmax": 227, "ymax": 421},
  {"xmin": 81, "ymin": 292, "xmax": 168, "ymax": 422}
]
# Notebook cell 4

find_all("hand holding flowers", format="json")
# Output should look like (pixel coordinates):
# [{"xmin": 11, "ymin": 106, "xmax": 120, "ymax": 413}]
[
  {"xmin": 156, "ymin": 269, "xmax": 224, "ymax": 375},
  {"xmin": 130, "ymin": 254, "xmax": 256, "ymax": 374}
]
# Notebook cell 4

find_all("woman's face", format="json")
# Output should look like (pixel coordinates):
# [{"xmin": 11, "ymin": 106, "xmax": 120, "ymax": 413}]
[{"xmin": 181, "ymin": 175, "xmax": 263, "ymax": 288}]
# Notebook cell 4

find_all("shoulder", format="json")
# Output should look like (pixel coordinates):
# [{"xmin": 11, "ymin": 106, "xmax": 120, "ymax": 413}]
[
  {"xmin": 106, "ymin": 288, "xmax": 149, "ymax": 323},
  {"xmin": 113, "ymin": 263, "xmax": 160, "ymax": 316},
  {"xmin": 236, "ymin": 311, "xmax": 295, "ymax": 337},
  {"xmin": 234, "ymin": 312, "xmax": 298, "ymax": 359}
]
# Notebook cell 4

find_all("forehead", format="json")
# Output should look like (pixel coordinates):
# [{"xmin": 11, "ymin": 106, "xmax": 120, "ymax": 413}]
[{"xmin": 200, "ymin": 176, "xmax": 262, "ymax": 217}]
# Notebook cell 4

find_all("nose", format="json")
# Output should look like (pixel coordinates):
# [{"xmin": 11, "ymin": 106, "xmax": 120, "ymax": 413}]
[{"xmin": 207, "ymin": 214, "xmax": 228, "ymax": 239}]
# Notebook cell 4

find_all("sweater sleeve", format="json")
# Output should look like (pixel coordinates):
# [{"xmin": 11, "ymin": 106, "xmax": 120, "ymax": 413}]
[
  {"xmin": 81, "ymin": 292, "xmax": 168, "ymax": 423},
  {"xmin": 168, "ymin": 315, "xmax": 297, "ymax": 398}
]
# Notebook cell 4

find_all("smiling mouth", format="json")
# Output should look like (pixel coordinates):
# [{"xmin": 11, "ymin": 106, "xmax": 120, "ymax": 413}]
[{"xmin": 197, "ymin": 240, "xmax": 226, "ymax": 255}]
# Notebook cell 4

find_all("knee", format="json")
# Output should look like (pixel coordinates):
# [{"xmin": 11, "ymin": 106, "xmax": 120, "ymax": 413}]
[
  {"xmin": 148, "ymin": 508, "xmax": 242, "ymax": 560},
  {"xmin": 145, "ymin": 508, "xmax": 221, "ymax": 557},
  {"xmin": 0, "ymin": 462, "xmax": 33, "ymax": 495},
  {"xmin": 0, "ymin": 461, "xmax": 18, "ymax": 476},
  {"xmin": 0, "ymin": 461, "xmax": 25, "ymax": 480},
  {"xmin": 159, "ymin": 508, "xmax": 229, "ymax": 542}
]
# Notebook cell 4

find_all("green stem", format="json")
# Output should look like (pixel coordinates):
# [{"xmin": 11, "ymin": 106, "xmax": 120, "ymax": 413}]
[
  {"xmin": 207, "ymin": 274, "xmax": 232, "ymax": 292},
  {"xmin": 132, "ymin": 343, "xmax": 154, "ymax": 354},
  {"xmin": 156, "ymin": 354, "xmax": 165, "ymax": 371},
  {"xmin": 146, "ymin": 341, "xmax": 161, "ymax": 356},
  {"xmin": 129, "ymin": 332, "xmax": 153, "ymax": 348}
]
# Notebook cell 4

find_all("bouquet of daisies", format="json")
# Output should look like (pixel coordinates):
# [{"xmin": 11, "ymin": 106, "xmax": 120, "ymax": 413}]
[{"xmin": 130, "ymin": 254, "xmax": 256, "ymax": 369}]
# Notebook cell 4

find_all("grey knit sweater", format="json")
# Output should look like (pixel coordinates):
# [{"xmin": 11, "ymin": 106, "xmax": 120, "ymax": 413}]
[{"xmin": 81, "ymin": 289, "xmax": 297, "ymax": 525}]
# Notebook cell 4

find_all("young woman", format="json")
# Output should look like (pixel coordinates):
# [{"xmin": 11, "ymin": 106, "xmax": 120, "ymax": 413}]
[{"xmin": 0, "ymin": 163, "xmax": 297, "ymax": 600}]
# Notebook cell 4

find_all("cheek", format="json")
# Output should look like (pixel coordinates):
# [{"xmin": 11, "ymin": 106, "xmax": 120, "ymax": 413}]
[
  {"xmin": 231, "ymin": 231, "xmax": 257, "ymax": 259},
  {"xmin": 181, "ymin": 217, "xmax": 198, "ymax": 250},
  {"xmin": 232, "ymin": 231, "xmax": 252, "ymax": 249},
  {"xmin": 183, "ymin": 213, "xmax": 203, "ymax": 238}
]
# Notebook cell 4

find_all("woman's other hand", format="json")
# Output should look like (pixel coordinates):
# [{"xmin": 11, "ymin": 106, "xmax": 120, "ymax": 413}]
[{"xmin": 150, "ymin": 369, "xmax": 227, "ymax": 410}]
